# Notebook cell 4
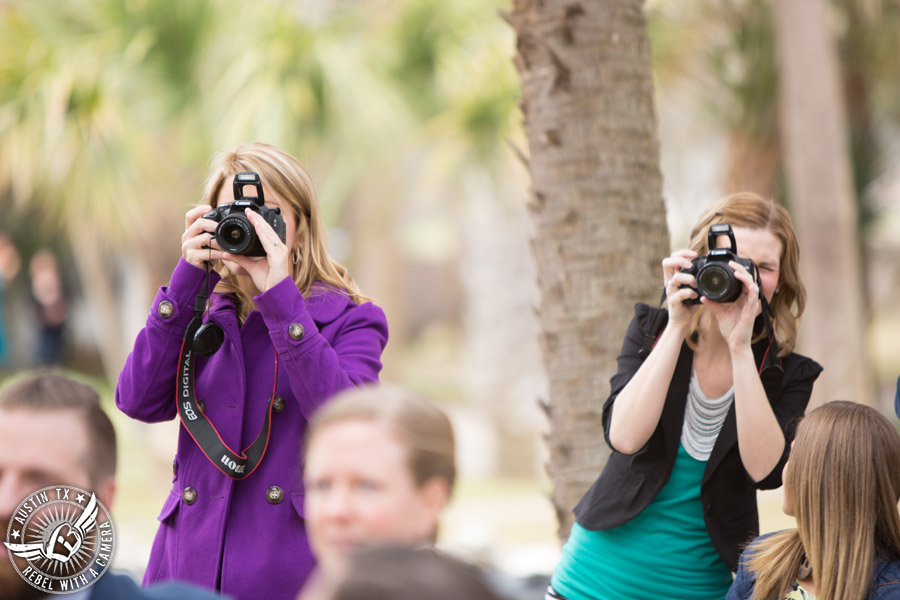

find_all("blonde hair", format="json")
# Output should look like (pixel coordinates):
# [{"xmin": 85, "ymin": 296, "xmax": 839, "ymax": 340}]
[
  {"xmin": 202, "ymin": 142, "xmax": 370, "ymax": 320},
  {"xmin": 745, "ymin": 401, "xmax": 900, "ymax": 600},
  {"xmin": 686, "ymin": 192, "xmax": 805, "ymax": 356},
  {"xmin": 307, "ymin": 386, "xmax": 456, "ymax": 492}
]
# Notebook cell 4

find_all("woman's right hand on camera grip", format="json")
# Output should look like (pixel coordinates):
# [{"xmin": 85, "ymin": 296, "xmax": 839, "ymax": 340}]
[
  {"xmin": 662, "ymin": 249, "xmax": 699, "ymax": 326},
  {"xmin": 182, "ymin": 205, "xmax": 227, "ymax": 269}
]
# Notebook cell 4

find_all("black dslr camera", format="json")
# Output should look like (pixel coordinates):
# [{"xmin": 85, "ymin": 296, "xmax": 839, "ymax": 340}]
[
  {"xmin": 204, "ymin": 172, "xmax": 287, "ymax": 257},
  {"xmin": 680, "ymin": 223, "xmax": 758, "ymax": 304}
]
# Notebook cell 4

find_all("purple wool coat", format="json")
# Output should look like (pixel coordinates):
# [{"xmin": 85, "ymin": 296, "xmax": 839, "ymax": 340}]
[{"xmin": 116, "ymin": 259, "xmax": 388, "ymax": 600}]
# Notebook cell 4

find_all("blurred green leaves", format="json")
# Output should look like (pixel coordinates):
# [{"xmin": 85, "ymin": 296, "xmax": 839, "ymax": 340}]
[{"xmin": 0, "ymin": 0, "xmax": 520, "ymax": 246}]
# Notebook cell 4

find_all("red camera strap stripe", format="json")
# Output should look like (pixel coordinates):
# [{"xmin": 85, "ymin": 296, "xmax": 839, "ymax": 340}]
[{"xmin": 176, "ymin": 333, "xmax": 276, "ymax": 480}]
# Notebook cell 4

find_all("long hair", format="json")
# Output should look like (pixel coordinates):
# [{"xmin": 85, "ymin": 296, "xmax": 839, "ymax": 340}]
[
  {"xmin": 202, "ymin": 142, "xmax": 370, "ymax": 320},
  {"xmin": 746, "ymin": 401, "xmax": 900, "ymax": 600},
  {"xmin": 685, "ymin": 192, "xmax": 804, "ymax": 356}
]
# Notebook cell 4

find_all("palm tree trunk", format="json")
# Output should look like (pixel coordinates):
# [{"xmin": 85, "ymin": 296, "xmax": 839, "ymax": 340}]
[
  {"xmin": 508, "ymin": 0, "xmax": 669, "ymax": 540},
  {"xmin": 773, "ymin": 0, "xmax": 874, "ymax": 407}
]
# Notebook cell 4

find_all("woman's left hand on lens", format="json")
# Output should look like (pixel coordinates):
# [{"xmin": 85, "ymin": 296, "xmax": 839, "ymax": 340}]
[
  {"xmin": 222, "ymin": 208, "xmax": 291, "ymax": 292},
  {"xmin": 701, "ymin": 260, "xmax": 761, "ymax": 351}
]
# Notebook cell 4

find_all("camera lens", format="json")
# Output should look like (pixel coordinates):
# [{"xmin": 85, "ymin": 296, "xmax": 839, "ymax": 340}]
[
  {"xmin": 216, "ymin": 216, "xmax": 255, "ymax": 255},
  {"xmin": 697, "ymin": 264, "xmax": 735, "ymax": 301}
]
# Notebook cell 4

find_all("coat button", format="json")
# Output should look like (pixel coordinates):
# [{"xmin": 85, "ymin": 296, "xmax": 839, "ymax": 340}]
[
  {"xmin": 705, "ymin": 503, "xmax": 716, "ymax": 515},
  {"xmin": 157, "ymin": 300, "xmax": 174, "ymax": 319},
  {"xmin": 183, "ymin": 487, "xmax": 198, "ymax": 505},
  {"xmin": 288, "ymin": 323, "xmax": 305, "ymax": 340},
  {"xmin": 266, "ymin": 486, "xmax": 284, "ymax": 504},
  {"xmin": 272, "ymin": 396, "xmax": 285, "ymax": 413}
]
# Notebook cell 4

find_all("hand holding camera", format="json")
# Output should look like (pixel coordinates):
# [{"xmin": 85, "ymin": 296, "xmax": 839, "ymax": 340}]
[
  {"xmin": 203, "ymin": 172, "xmax": 286, "ymax": 257},
  {"xmin": 182, "ymin": 172, "xmax": 293, "ymax": 292},
  {"xmin": 679, "ymin": 224, "xmax": 759, "ymax": 305},
  {"xmin": 662, "ymin": 223, "xmax": 762, "ymax": 331},
  {"xmin": 669, "ymin": 223, "xmax": 764, "ymax": 350}
]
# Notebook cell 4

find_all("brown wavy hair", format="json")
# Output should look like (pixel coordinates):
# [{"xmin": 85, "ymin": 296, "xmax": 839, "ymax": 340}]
[
  {"xmin": 744, "ymin": 401, "xmax": 900, "ymax": 600},
  {"xmin": 202, "ymin": 142, "xmax": 370, "ymax": 320},
  {"xmin": 686, "ymin": 192, "xmax": 804, "ymax": 356}
]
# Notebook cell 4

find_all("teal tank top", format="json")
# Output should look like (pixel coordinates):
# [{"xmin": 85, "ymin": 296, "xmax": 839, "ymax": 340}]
[{"xmin": 550, "ymin": 443, "xmax": 734, "ymax": 600}]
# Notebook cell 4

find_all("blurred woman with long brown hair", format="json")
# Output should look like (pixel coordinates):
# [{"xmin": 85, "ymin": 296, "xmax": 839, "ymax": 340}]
[{"xmin": 727, "ymin": 400, "xmax": 900, "ymax": 600}]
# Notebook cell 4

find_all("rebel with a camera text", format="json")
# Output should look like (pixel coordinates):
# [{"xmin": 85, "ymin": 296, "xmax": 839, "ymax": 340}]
[
  {"xmin": 115, "ymin": 143, "xmax": 389, "ymax": 600},
  {"xmin": 547, "ymin": 192, "xmax": 823, "ymax": 600}
]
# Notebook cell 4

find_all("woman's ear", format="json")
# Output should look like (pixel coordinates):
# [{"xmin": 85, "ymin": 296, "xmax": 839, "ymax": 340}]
[
  {"xmin": 415, "ymin": 476, "xmax": 451, "ymax": 540},
  {"xmin": 419, "ymin": 476, "xmax": 451, "ymax": 514}
]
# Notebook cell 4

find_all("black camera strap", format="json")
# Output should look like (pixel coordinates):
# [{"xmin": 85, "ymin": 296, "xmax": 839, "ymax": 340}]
[
  {"xmin": 174, "ymin": 262, "xmax": 277, "ymax": 480},
  {"xmin": 757, "ymin": 295, "xmax": 780, "ymax": 376},
  {"xmin": 177, "ymin": 326, "xmax": 277, "ymax": 480}
]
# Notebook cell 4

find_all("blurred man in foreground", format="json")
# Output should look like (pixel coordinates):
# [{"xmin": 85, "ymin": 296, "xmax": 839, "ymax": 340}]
[{"xmin": 0, "ymin": 372, "xmax": 225, "ymax": 600}]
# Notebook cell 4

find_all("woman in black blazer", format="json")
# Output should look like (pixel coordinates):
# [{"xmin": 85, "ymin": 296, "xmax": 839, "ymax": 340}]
[{"xmin": 547, "ymin": 193, "xmax": 822, "ymax": 600}]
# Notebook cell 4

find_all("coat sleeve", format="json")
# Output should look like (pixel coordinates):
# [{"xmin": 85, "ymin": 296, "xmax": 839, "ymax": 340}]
[
  {"xmin": 754, "ymin": 356, "xmax": 823, "ymax": 490},
  {"xmin": 115, "ymin": 259, "xmax": 218, "ymax": 423},
  {"xmin": 254, "ymin": 277, "xmax": 389, "ymax": 420},
  {"xmin": 601, "ymin": 303, "xmax": 665, "ymax": 449}
]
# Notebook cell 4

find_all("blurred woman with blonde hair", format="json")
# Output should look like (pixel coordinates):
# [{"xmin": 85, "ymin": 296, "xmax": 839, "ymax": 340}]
[
  {"xmin": 727, "ymin": 400, "xmax": 900, "ymax": 600},
  {"xmin": 117, "ymin": 142, "xmax": 388, "ymax": 600},
  {"xmin": 302, "ymin": 385, "xmax": 456, "ymax": 572}
]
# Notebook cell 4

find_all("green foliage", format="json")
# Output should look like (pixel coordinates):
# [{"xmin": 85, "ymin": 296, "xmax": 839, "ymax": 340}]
[{"xmin": 0, "ymin": 0, "xmax": 519, "ymax": 249}]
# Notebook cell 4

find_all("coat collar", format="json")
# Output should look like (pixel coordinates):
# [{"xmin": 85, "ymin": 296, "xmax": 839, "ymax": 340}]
[{"xmin": 304, "ymin": 284, "xmax": 352, "ymax": 325}]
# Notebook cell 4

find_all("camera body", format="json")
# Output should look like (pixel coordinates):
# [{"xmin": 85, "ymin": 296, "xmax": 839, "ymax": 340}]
[
  {"xmin": 204, "ymin": 172, "xmax": 287, "ymax": 257},
  {"xmin": 680, "ymin": 223, "xmax": 758, "ymax": 304}
]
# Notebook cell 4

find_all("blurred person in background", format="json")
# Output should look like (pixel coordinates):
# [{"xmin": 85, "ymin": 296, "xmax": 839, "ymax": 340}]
[
  {"xmin": 0, "ymin": 233, "xmax": 21, "ymax": 369},
  {"xmin": 727, "ymin": 401, "xmax": 900, "ymax": 600},
  {"xmin": 0, "ymin": 372, "xmax": 227, "ymax": 600},
  {"xmin": 548, "ymin": 193, "xmax": 822, "ymax": 600},
  {"xmin": 116, "ymin": 143, "xmax": 388, "ymax": 600},
  {"xmin": 298, "ymin": 386, "xmax": 457, "ymax": 598},
  {"xmin": 300, "ymin": 546, "xmax": 506, "ymax": 600},
  {"xmin": 29, "ymin": 249, "xmax": 68, "ymax": 367}
]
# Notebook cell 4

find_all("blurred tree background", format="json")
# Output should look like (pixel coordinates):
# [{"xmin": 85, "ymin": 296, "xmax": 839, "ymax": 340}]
[{"xmin": 1, "ymin": 0, "xmax": 900, "ymax": 582}]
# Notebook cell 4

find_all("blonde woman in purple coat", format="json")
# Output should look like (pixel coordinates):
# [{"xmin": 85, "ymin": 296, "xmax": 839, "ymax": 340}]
[{"xmin": 116, "ymin": 143, "xmax": 389, "ymax": 600}]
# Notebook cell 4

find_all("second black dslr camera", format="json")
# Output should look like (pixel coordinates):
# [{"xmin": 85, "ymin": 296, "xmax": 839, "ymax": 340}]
[
  {"xmin": 204, "ymin": 172, "xmax": 287, "ymax": 257},
  {"xmin": 680, "ymin": 223, "xmax": 758, "ymax": 304}
]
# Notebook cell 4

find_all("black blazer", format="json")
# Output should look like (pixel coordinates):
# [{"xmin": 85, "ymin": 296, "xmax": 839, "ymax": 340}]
[{"xmin": 574, "ymin": 303, "xmax": 823, "ymax": 570}]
